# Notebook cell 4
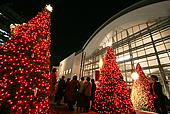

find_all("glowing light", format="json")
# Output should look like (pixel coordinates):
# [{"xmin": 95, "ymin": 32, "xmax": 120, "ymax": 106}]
[
  {"xmin": 117, "ymin": 56, "xmax": 131, "ymax": 62},
  {"xmin": 131, "ymin": 72, "xmax": 139, "ymax": 80},
  {"xmin": 99, "ymin": 58, "xmax": 103, "ymax": 69},
  {"xmin": 45, "ymin": 4, "xmax": 53, "ymax": 12},
  {"xmin": 107, "ymin": 43, "xmax": 112, "ymax": 47}
]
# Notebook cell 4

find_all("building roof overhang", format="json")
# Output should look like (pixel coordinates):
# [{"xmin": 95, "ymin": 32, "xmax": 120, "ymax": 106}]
[{"xmin": 82, "ymin": 0, "xmax": 170, "ymax": 56}]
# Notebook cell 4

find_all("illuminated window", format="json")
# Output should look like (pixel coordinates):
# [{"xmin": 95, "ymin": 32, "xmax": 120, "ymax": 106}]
[{"xmin": 69, "ymin": 69, "xmax": 71, "ymax": 73}]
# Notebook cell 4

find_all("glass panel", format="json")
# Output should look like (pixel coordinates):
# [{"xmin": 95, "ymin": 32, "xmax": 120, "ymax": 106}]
[
  {"xmin": 164, "ymin": 39, "xmax": 170, "ymax": 49},
  {"xmin": 84, "ymin": 66, "xmax": 86, "ymax": 70},
  {"xmin": 145, "ymin": 48, "xmax": 154, "ymax": 54},
  {"xmin": 90, "ymin": 70, "xmax": 92, "ymax": 76},
  {"xmin": 119, "ymin": 47, "xmax": 123, "ymax": 53},
  {"xmin": 132, "ymin": 52, "xmax": 137, "ymax": 58},
  {"xmin": 147, "ymin": 56, "xmax": 157, "ymax": 61},
  {"xmin": 113, "ymin": 36, "xmax": 117, "ymax": 43},
  {"xmin": 138, "ymin": 58, "xmax": 147, "ymax": 62},
  {"xmin": 136, "ymin": 39, "xmax": 143, "ymax": 47},
  {"xmin": 148, "ymin": 59, "xmax": 158, "ymax": 66},
  {"xmin": 150, "ymin": 68, "xmax": 159, "ymax": 75},
  {"xmin": 92, "ymin": 64, "xmax": 95, "ymax": 68},
  {"xmin": 127, "ymin": 76, "xmax": 133, "ymax": 82},
  {"xmin": 160, "ymin": 57, "xmax": 169, "ymax": 64},
  {"xmin": 139, "ymin": 62, "xmax": 148, "ymax": 68},
  {"xmin": 131, "ymin": 42, "xmax": 136, "ymax": 48},
  {"xmin": 147, "ymin": 21, "xmax": 156, "ymax": 27},
  {"xmin": 128, "ymin": 28, "xmax": 133, "ymax": 36},
  {"xmin": 88, "ymin": 64, "xmax": 92, "ymax": 69},
  {"xmin": 156, "ymin": 44, "xmax": 166, "ymax": 52},
  {"xmin": 121, "ymin": 72, "xmax": 126, "ymax": 81},
  {"xmin": 124, "ymin": 52, "xmax": 130, "ymax": 57},
  {"xmin": 138, "ymin": 50, "xmax": 145, "ymax": 56},
  {"xmin": 144, "ymin": 45, "xmax": 153, "ymax": 50},
  {"xmin": 153, "ymin": 33, "xmax": 161, "ymax": 40},
  {"xmin": 119, "ymin": 63, "xmax": 125, "ymax": 71},
  {"xmin": 124, "ymin": 45, "xmax": 129, "ymax": 51},
  {"xmin": 159, "ymin": 53, "xmax": 168, "ymax": 58},
  {"xmin": 116, "ymin": 48, "xmax": 119, "ymax": 54},
  {"xmin": 161, "ymin": 29, "xmax": 170, "ymax": 37},
  {"xmin": 96, "ymin": 56, "xmax": 99, "ymax": 61},
  {"xmin": 143, "ymin": 69, "xmax": 150, "ymax": 76},
  {"xmin": 163, "ymin": 67, "xmax": 170, "ymax": 80},
  {"xmin": 96, "ymin": 63, "xmax": 99, "ymax": 68},
  {"xmin": 143, "ymin": 36, "xmax": 151, "ymax": 44},
  {"xmin": 133, "ymin": 26, "xmax": 139, "ymax": 33},
  {"xmin": 125, "ymin": 62, "xmax": 131, "ymax": 70},
  {"xmin": 117, "ymin": 33, "xmax": 121, "ymax": 41},
  {"xmin": 140, "ymin": 23, "xmax": 147, "ymax": 30},
  {"xmin": 118, "ymin": 54, "xmax": 123, "ymax": 59},
  {"xmin": 122, "ymin": 31, "xmax": 127, "ymax": 39}
]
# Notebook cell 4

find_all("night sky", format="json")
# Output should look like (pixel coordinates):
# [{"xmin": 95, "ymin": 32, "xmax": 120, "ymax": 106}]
[{"xmin": 1, "ymin": 0, "xmax": 142, "ymax": 66}]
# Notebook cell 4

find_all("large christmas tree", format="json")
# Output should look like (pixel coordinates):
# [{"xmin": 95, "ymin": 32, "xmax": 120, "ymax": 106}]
[
  {"xmin": 131, "ymin": 63, "xmax": 155, "ymax": 112},
  {"xmin": 0, "ymin": 5, "xmax": 52, "ymax": 114},
  {"xmin": 94, "ymin": 47, "xmax": 135, "ymax": 114}
]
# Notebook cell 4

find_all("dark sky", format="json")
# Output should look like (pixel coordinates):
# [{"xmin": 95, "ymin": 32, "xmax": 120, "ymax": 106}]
[{"xmin": 1, "ymin": 0, "xmax": 141, "ymax": 66}]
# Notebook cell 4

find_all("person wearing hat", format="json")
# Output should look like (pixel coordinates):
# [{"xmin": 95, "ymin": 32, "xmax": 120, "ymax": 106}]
[{"xmin": 150, "ymin": 75, "xmax": 167, "ymax": 114}]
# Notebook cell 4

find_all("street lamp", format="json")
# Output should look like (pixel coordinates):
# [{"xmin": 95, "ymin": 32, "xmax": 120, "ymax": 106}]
[{"xmin": 131, "ymin": 72, "xmax": 139, "ymax": 80}]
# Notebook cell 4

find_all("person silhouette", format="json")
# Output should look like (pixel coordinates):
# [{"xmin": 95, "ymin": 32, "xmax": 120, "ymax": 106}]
[{"xmin": 150, "ymin": 75, "xmax": 167, "ymax": 114}]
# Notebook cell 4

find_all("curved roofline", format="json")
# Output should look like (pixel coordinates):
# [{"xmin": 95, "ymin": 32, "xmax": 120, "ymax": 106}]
[{"xmin": 82, "ymin": 0, "xmax": 167, "ymax": 50}]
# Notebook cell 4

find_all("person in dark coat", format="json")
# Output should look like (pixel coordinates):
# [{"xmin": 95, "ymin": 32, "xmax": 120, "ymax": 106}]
[
  {"xmin": 55, "ymin": 76, "xmax": 66, "ymax": 105},
  {"xmin": 150, "ymin": 75, "xmax": 167, "ymax": 114},
  {"xmin": 64, "ymin": 78, "xmax": 70, "ymax": 106},
  {"xmin": 90, "ymin": 79, "xmax": 96, "ymax": 110},
  {"xmin": 68, "ymin": 75, "xmax": 80, "ymax": 111}
]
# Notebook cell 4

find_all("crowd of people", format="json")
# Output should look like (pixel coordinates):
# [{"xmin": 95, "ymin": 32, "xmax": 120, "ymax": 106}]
[
  {"xmin": 50, "ymin": 68, "xmax": 169, "ymax": 114},
  {"xmin": 49, "ymin": 68, "xmax": 96, "ymax": 113}
]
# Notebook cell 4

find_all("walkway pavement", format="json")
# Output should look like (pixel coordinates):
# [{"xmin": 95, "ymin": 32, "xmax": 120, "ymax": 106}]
[
  {"xmin": 49, "ymin": 100, "xmax": 99, "ymax": 114},
  {"xmin": 48, "ymin": 100, "xmax": 161, "ymax": 114}
]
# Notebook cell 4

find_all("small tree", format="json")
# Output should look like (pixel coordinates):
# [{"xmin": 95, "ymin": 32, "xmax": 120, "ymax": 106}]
[
  {"xmin": 94, "ymin": 47, "xmax": 135, "ymax": 114},
  {"xmin": 131, "ymin": 63, "xmax": 155, "ymax": 112}
]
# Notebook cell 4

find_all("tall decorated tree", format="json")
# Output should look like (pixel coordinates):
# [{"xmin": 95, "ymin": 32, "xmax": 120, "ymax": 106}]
[
  {"xmin": 0, "ymin": 5, "xmax": 52, "ymax": 114},
  {"xmin": 94, "ymin": 47, "xmax": 135, "ymax": 114},
  {"xmin": 131, "ymin": 63, "xmax": 155, "ymax": 112}
]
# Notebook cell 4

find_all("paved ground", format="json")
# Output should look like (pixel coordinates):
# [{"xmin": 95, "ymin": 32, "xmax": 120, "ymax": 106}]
[
  {"xmin": 49, "ymin": 100, "xmax": 99, "ymax": 114},
  {"xmin": 49, "ymin": 100, "xmax": 169, "ymax": 114}
]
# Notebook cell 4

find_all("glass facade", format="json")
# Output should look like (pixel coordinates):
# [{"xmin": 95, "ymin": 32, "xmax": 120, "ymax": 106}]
[{"xmin": 83, "ymin": 16, "xmax": 170, "ymax": 96}]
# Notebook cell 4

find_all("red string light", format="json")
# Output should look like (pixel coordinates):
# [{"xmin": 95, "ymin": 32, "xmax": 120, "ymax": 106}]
[
  {"xmin": 0, "ymin": 7, "xmax": 51, "ymax": 113},
  {"xmin": 94, "ymin": 47, "xmax": 135, "ymax": 114}
]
